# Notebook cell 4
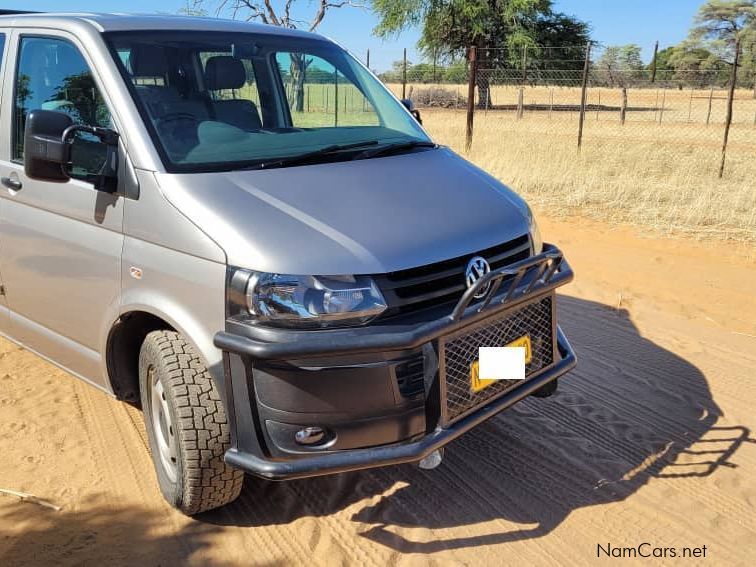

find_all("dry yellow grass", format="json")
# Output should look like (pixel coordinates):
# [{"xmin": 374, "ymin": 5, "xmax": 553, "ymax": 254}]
[{"xmin": 419, "ymin": 106, "xmax": 756, "ymax": 244}]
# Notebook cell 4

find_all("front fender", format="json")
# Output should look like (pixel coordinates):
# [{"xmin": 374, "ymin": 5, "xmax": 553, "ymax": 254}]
[{"xmin": 100, "ymin": 236, "xmax": 227, "ymax": 392}]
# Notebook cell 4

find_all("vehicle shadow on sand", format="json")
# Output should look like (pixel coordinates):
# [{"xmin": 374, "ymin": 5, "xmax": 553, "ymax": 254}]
[{"xmin": 204, "ymin": 295, "xmax": 753, "ymax": 553}]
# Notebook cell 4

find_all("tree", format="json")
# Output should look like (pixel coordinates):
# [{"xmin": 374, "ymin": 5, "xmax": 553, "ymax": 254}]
[
  {"xmin": 594, "ymin": 44, "xmax": 644, "ymax": 87},
  {"xmin": 196, "ymin": 1, "xmax": 364, "ymax": 111},
  {"xmin": 688, "ymin": 0, "xmax": 755, "ymax": 88},
  {"xmin": 529, "ymin": 11, "xmax": 590, "ymax": 73},
  {"xmin": 690, "ymin": 0, "xmax": 754, "ymax": 176},
  {"xmin": 666, "ymin": 46, "xmax": 727, "ymax": 87},
  {"xmin": 690, "ymin": 0, "xmax": 754, "ymax": 47},
  {"xmin": 371, "ymin": 1, "xmax": 587, "ymax": 107},
  {"xmin": 179, "ymin": 0, "xmax": 207, "ymax": 16}
]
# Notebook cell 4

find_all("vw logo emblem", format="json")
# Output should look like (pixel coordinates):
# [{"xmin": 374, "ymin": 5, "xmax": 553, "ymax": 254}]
[{"xmin": 465, "ymin": 256, "xmax": 491, "ymax": 299}]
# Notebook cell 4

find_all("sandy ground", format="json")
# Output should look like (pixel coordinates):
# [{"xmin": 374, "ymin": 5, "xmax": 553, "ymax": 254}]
[{"xmin": 1, "ymin": 216, "xmax": 755, "ymax": 566}]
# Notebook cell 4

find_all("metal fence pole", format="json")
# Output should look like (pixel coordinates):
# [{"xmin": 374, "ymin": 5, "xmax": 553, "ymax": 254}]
[
  {"xmin": 659, "ymin": 88, "xmax": 667, "ymax": 124},
  {"xmin": 549, "ymin": 88, "xmax": 554, "ymax": 120},
  {"xmin": 653, "ymin": 90, "xmax": 659, "ymax": 122},
  {"xmin": 706, "ymin": 86, "xmax": 714, "ymax": 125},
  {"xmin": 334, "ymin": 69, "xmax": 339, "ymax": 126},
  {"xmin": 363, "ymin": 49, "xmax": 369, "ymax": 113},
  {"xmin": 596, "ymin": 88, "xmax": 601, "ymax": 120},
  {"xmin": 719, "ymin": 38, "xmax": 741, "ymax": 178},
  {"xmin": 577, "ymin": 42, "xmax": 591, "ymax": 149},
  {"xmin": 466, "ymin": 46, "xmax": 478, "ymax": 152},
  {"xmin": 402, "ymin": 47, "xmax": 407, "ymax": 99}
]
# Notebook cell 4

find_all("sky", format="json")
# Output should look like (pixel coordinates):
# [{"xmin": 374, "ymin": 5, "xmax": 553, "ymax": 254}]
[{"xmin": 2, "ymin": 0, "xmax": 707, "ymax": 71}]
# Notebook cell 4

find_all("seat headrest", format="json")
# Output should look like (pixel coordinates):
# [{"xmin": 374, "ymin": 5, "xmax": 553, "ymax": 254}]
[
  {"xmin": 204, "ymin": 56, "xmax": 246, "ymax": 90},
  {"xmin": 128, "ymin": 45, "xmax": 168, "ymax": 77}
]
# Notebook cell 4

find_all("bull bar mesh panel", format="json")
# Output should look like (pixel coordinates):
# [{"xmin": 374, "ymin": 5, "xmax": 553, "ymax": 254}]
[{"xmin": 441, "ymin": 294, "xmax": 555, "ymax": 423}]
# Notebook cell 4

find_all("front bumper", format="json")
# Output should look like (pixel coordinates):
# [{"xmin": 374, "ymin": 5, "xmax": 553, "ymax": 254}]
[{"xmin": 215, "ymin": 244, "xmax": 576, "ymax": 480}]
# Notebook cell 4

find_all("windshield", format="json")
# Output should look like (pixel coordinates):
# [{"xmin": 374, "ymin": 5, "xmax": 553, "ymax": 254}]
[{"xmin": 105, "ymin": 31, "xmax": 431, "ymax": 172}]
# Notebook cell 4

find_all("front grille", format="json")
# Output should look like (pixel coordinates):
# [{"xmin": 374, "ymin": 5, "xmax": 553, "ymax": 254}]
[
  {"xmin": 440, "ymin": 295, "xmax": 555, "ymax": 423},
  {"xmin": 374, "ymin": 234, "xmax": 531, "ymax": 317}
]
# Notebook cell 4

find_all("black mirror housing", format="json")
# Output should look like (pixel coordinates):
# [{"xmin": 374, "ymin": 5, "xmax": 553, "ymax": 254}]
[
  {"xmin": 23, "ymin": 110, "xmax": 120, "ymax": 192},
  {"xmin": 400, "ymin": 98, "xmax": 422, "ymax": 125},
  {"xmin": 24, "ymin": 110, "xmax": 74, "ymax": 183}
]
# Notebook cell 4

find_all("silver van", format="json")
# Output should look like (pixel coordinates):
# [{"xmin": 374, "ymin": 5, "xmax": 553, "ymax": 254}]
[{"xmin": 0, "ymin": 12, "xmax": 575, "ymax": 515}]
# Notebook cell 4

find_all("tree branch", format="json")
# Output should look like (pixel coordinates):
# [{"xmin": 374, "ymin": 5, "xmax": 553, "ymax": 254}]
[
  {"xmin": 309, "ymin": 1, "xmax": 365, "ymax": 32},
  {"xmin": 206, "ymin": 0, "xmax": 364, "ymax": 31},
  {"xmin": 263, "ymin": 0, "xmax": 281, "ymax": 26}
]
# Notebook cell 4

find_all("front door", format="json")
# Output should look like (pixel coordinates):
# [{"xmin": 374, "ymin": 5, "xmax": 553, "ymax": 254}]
[{"xmin": 0, "ymin": 30, "xmax": 124, "ymax": 387}]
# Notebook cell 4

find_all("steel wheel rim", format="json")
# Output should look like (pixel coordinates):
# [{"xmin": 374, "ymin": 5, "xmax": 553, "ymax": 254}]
[{"xmin": 148, "ymin": 365, "xmax": 178, "ymax": 483}]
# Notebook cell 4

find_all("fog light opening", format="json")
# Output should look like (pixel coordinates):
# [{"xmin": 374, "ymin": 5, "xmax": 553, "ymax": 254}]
[{"xmin": 294, "ymin": 426, "xmax": 328, "ymax": 446}]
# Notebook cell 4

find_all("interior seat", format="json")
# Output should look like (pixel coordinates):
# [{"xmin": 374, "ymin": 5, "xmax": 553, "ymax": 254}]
[
  {"xmin": 128, "ymin": 45, "xmax": 210, "ymax": 160},
  {"xmin": 204, "ymin": 56, "xmax": 262, "ymax": 131}
]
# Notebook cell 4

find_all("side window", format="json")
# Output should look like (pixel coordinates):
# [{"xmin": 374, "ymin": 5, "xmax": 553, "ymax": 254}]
[
  {"xmin": 13, "ymin": 36, "xmax": 111, "ymax": 179},
  {"xmin": 0, "ymin": 34, "xmax": 5, "ymax": 66},
  {"xmin": 275, "ymin": 52, "xmax": 380, "ymax": 128}
]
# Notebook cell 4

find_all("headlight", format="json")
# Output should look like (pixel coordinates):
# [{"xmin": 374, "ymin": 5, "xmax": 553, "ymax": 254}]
[
  {"xmin": 230, "ymin": 271, "xmax": 387, "ymax": 329},
  {"xmin": 527, "ymin": 206, "xmax": 543, "ymax": 255}
]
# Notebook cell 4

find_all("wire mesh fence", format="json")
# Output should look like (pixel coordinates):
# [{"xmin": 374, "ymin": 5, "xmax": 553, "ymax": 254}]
[
  {"xmin": 355, "ymin": 43, "xmax": 755, "ymax": 241},
  {"xmin": 373, "ymin": 43, "xmax": 756, "ymax": 179}
]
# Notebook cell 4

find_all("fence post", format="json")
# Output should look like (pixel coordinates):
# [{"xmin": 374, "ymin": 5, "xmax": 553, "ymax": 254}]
[
  {"xmin": 706, "ymin": 86, "xmax": 714, "ymax": 125},
  {"xmin": 688, "ymin": 88, "xmax": 693, "ymax": 122},
  {"xmin": 517, "ymin": 87, "xmax": 524, "ymax": 119},
  {"xmin": 402, "ymin": 47, "xmax": 407, "ymax": 99},
  {"xmin": 466, "ymin": 46, "xmax": 477, "ymax": 152},
  {"xmin": 363, "ymin": 50, "xmax": 370, "ymax": 113},
  {"xmin": 334, "ymin": 69, "xmax": 339, "ymax": 126},
  {"xmin": 577, "ymin": 41, "xmax": 591, "ymax": 149},
  {"xmin": 650, "ymin": 40, "xmax": 659, "ymax": 83},
  {"xmin": 719, "ymin": 38, "xmax": 741, "ymax": 178},
  {"xmin": 596, "ymin": 88, "xmax": 601, "ymax": 120},
  {"xmin": 620, "ymin": 87, "xmax": 627, "ymax": 125},
  {"xmin": 659, "ymin": 88, "xmax": 667, "ymax": 124},
  {"xmin": 549, "ymin": 88, "xmax": 554, "ymax": 120},
  {"xmin": 653, "ymin": 90, "xmax": 659, "ymax": 121},
  {"xmin": 521, "ymin": 46, "xmax": 528, "ymax": 85}
]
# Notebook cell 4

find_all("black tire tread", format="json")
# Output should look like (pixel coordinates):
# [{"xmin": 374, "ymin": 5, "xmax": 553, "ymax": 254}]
[{"xmin": 141, "ymin": 330, "xmax": 243, "ymax": 515}]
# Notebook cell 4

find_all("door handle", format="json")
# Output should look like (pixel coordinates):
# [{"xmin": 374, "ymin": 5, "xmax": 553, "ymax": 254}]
[{"xmin": 1, "ymin": 177, "xmax": 22, "ymax": 191}]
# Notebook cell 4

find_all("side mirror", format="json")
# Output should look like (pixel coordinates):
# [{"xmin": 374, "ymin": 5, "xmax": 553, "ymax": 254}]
[
  {"xmin": 24, "ymin": 109, "xmax": 120, "ymax": 193},
  {"xmin": 400, "ymin": 98, "xmax": 423, "ymax": 125},
  {"xmin": 24, "ymin": 110, "xmax": 74, "ymax": 183}
]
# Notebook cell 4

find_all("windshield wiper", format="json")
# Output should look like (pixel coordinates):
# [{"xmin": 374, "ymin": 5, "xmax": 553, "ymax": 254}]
[
  {"xmin": 352, "ymin": 140, "xmax": 437, "ymax": 161},
  {"xmin": 244, "ymin": 140, "xmax": 380, "ymax": 170}
]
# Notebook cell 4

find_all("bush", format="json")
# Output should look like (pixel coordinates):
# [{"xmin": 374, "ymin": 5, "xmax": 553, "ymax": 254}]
[{"xmin": 411, "ymin": 86, "xmax": 467, "ymax": 108}]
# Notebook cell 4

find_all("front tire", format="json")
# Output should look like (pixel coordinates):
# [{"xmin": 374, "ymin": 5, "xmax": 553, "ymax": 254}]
[{"xmin": 139, "ymin": 330, "xmax": 243, "ymax": 515}]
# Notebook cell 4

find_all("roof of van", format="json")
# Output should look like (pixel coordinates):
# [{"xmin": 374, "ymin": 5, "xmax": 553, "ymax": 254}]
[{"xmin": 0, "ymin": 12, "xmax": 323, "ymax": 39}]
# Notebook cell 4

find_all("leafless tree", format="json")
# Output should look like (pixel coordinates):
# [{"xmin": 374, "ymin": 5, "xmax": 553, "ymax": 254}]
[
  {"xmin": 197, "ymin": 1, "xmax": 364, "ymax": 111},
  {"xmin": 213, "ymin": 1, "xmax": 364, "ymax": 31}
]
